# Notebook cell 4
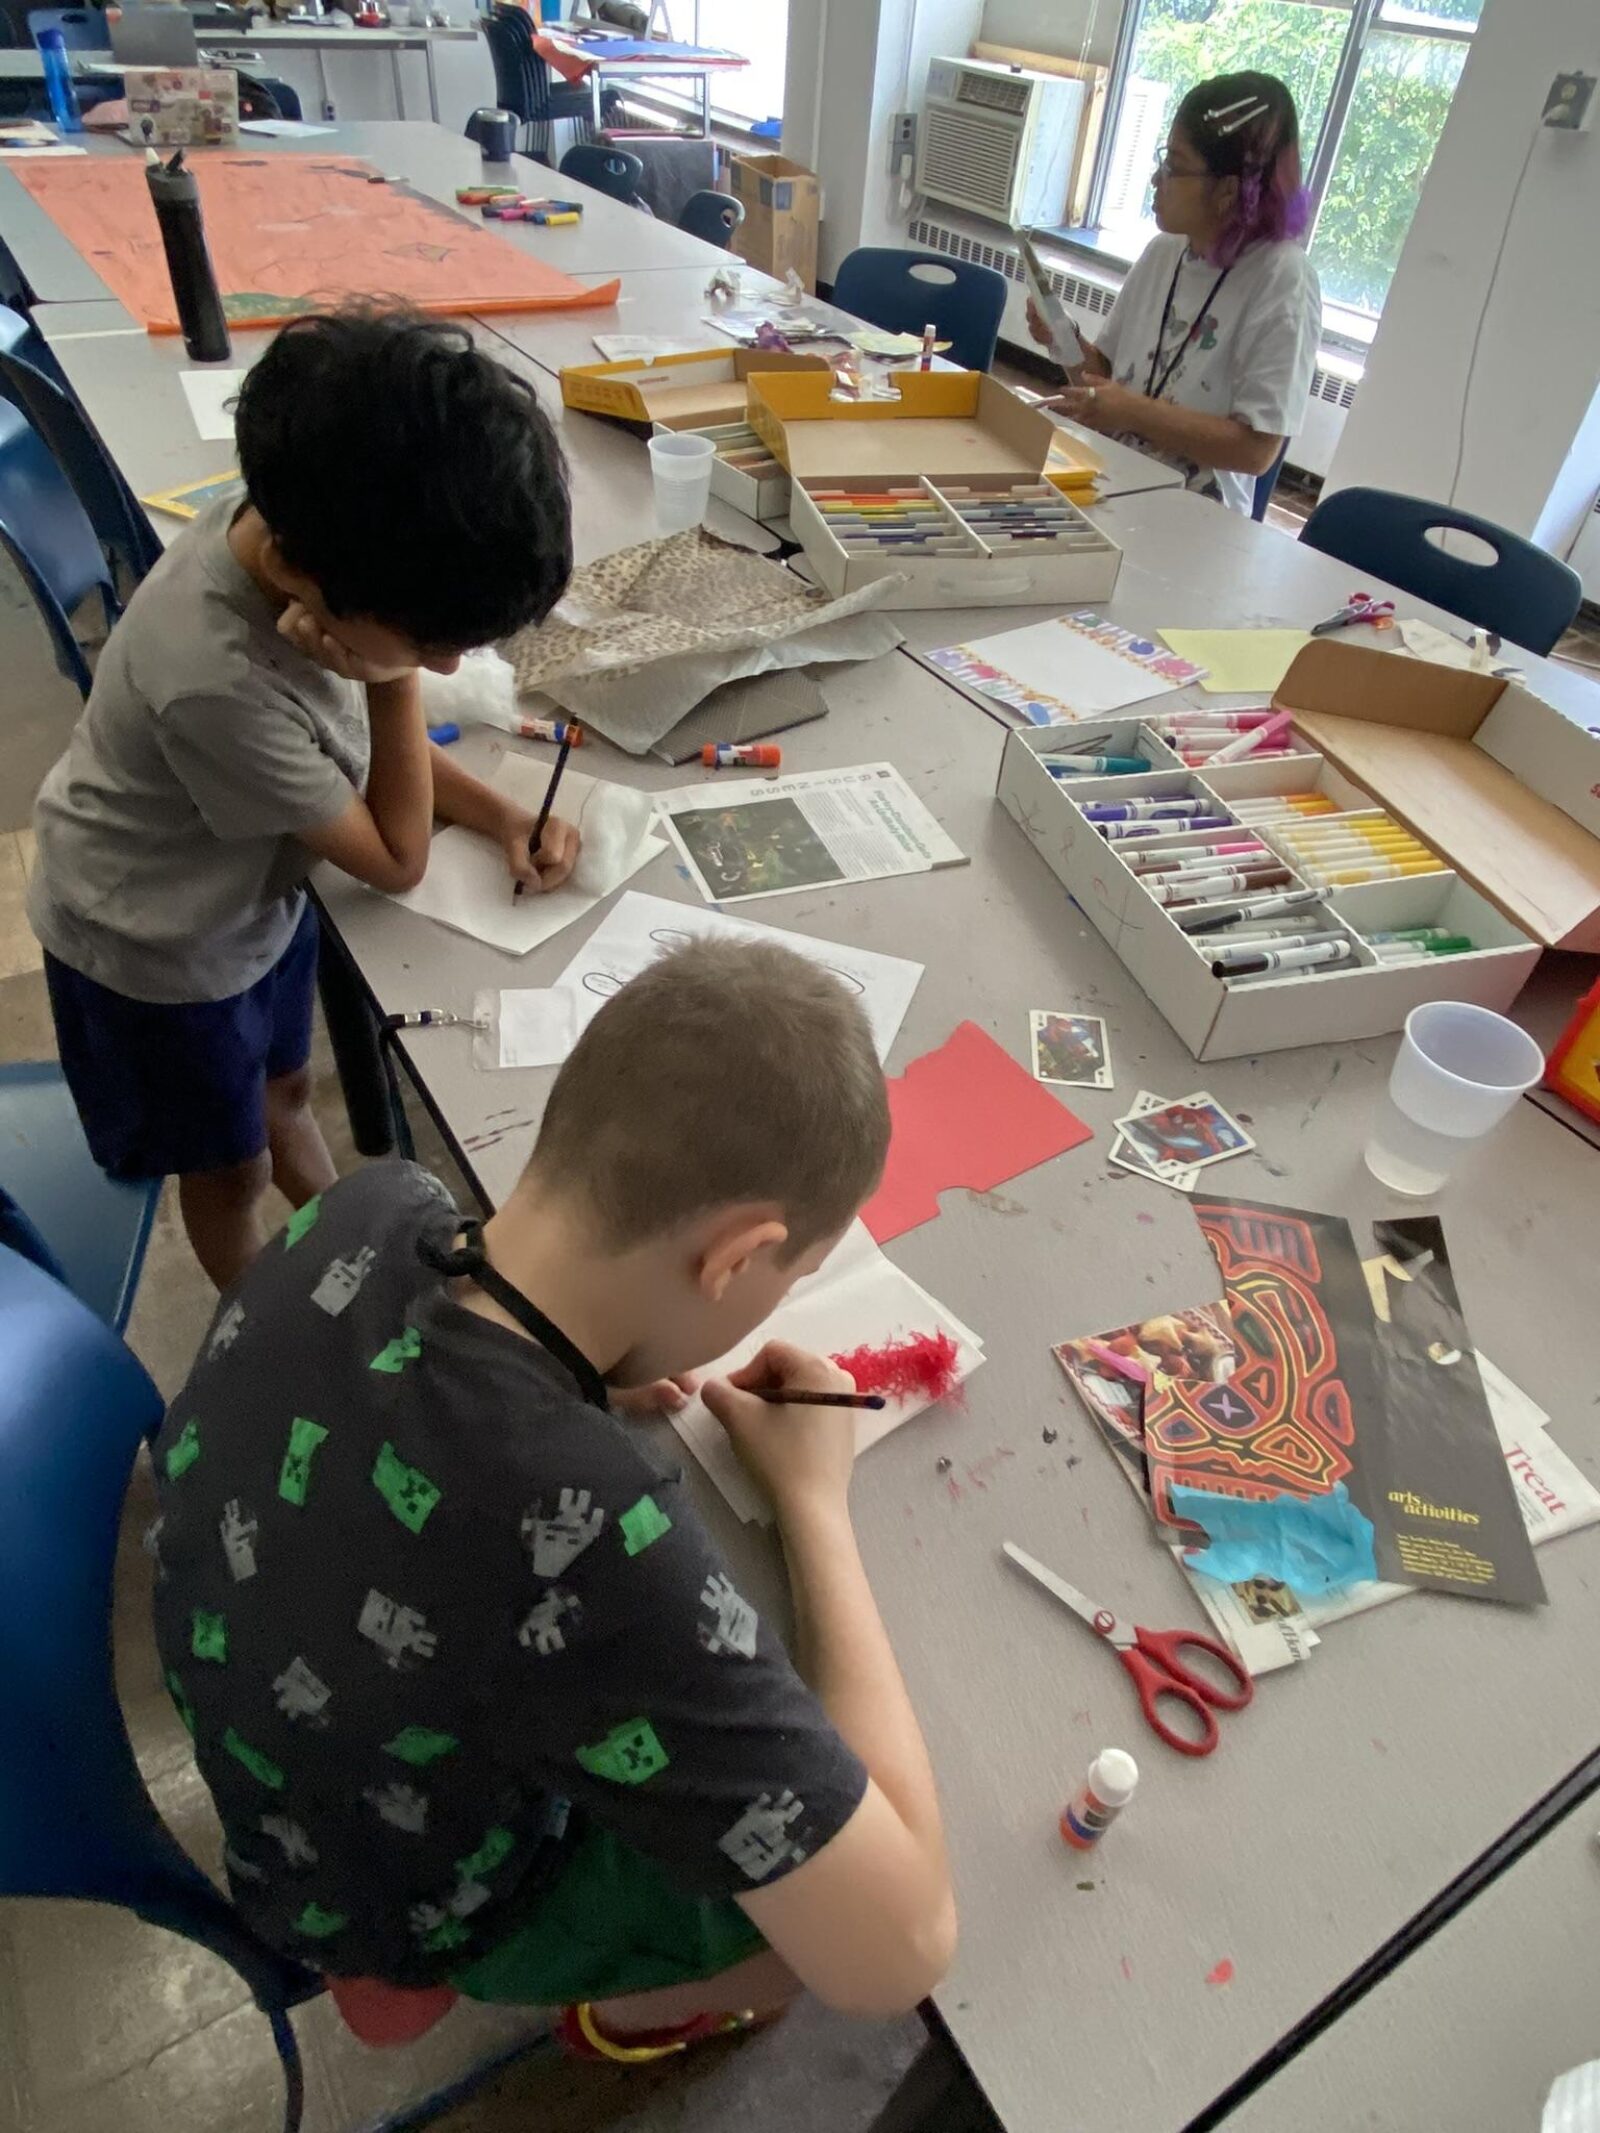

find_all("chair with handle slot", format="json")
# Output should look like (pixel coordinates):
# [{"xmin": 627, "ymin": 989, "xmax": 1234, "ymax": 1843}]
[
  {"xmin": 1298, "ymin": 485, "xmax": 1583, "ymax": 657},
  {"xmin": 677, "ymin": 187, "xmax": 743, "ymax": 250},
  {"xmin": 559, "ymin": 140, "xmax": 645, "ymax": 206},
  {"xmin": 830, "ymin": 247, "xmax": 1008, "ymax": 373},
  {"xmin": 0, "ymin": 394, "xmax": 119, "ymax": 697}
]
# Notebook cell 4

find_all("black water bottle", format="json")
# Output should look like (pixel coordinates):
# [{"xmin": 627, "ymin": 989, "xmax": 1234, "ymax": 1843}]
[{"xmin": 144, "ymin": 149, "xmax": 232, "ymax": 364}]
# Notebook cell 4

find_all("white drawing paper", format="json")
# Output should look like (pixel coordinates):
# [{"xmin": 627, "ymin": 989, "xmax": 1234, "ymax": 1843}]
[
  {"xmin": 671, "ymin": 1221, "xmax": 985, "ymax": 1523},
  {"xmin": 473, "ymin": 987, "xmax": 580, "ymax": 1070},
  {"xmin": 551, "ymin": 889, "xmax": 923, "ymax": 1063},
  {"xmin": 180, "ymin": 367, "xmax": 247, "ymax": 441}
]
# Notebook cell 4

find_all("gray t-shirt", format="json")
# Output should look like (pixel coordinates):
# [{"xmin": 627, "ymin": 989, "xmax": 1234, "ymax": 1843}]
[{"xmin": 28, "ymin": 500, "xmax": 369, "ymax": 1004}]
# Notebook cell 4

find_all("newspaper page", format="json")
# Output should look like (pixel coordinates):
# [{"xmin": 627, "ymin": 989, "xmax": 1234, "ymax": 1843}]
[
  {"xmin": 655, "ymin": 763, "xmax": 968, "ymax": 905},
  {"xmin": 1181, "ymin": 1355, "xmax": 1600, "ymax": 1675}
]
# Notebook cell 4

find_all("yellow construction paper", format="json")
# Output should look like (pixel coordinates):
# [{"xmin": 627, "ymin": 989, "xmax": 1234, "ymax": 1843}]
[{"xmin": 1158, "ymin": 627, "xmax": 1313, "ymax": 694}]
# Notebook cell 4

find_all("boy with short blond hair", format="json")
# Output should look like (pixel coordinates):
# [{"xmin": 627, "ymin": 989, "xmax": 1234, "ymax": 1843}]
[{"xmin": 151, "ymin": 940, "xmax": 955, "ymax": 2055}]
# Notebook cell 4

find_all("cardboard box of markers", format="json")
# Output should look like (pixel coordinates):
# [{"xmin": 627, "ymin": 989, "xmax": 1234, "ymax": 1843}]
[
  {"xmin": 557, "ymin": 348, "xmax": 830, "ymax": 523},
  {"xmin": 747, "ymin": 370, "xmax": 1123, "ymax": 609},
  {"xmin": 995, "ymin": 638, "xmax": 1600, "ymax": 1061}
]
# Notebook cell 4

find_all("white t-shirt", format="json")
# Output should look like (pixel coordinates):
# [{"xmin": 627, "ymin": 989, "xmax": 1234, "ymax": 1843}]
[{"xmin": 1096, "ymin": 233, "xmax": 1321, "ymax": 515}]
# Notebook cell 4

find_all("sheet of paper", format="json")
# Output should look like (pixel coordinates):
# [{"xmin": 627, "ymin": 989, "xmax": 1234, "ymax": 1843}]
[
  {"xmin": 473, "ymin": 987, "xmax": 579, "ymax": 1069},
  {"xmin": 926, "ymin": 611, "xmax": 1205, "ymax": 727},
  {"xmin": 1158, "ymin": 628, "xmax": 1311, "ymax": 695},
  {"xmin": 387, "ymin": 766, "xmax": 664, "ymax": 956},
  {"xmin": 552, "ymin": 889, "xmax": 921, "ymax": 1063},
  {"xmin": 671, "ymin": 1221, "xmax": 985, "ymax": 1523},
  {"xmin": 863, "ymin": 1021, "xmax": 1093, "ymax": 1242},
  {"xmin": 0, "ymin": 144, "xmax": 88, "ymax": 158},
  {"xmin": 655, "ymin": 762, "xmax": 966, "ymax": 905},
  {"xmin": 239, "ymin": 119, "xmax": 337, "ymax": 137},
  {"xmin": 180, "ymin": 367, "xmax": 246, "ymax": 442},
  {"xmin": 591, "ymin": 333, "xmax": 706, "ymax": 361},
  {"xmin": 551, "ymin": 889, "xmax": 921, "ymax": 1063}
]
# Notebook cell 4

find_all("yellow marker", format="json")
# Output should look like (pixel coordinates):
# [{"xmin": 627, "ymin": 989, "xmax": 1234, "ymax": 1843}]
[{"xmin": 1305, "ymin": 861, "xmax": 1446, "ymax": 885}]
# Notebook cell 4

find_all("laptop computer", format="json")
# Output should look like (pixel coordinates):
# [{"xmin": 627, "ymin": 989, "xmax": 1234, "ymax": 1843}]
[{"xmin": 111, "ymin": 8, "xmax": 202, "ymax": 68}]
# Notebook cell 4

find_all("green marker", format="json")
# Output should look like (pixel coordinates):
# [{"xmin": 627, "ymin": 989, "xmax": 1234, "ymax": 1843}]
[{"xmin": 1368, "ymin": 925, "xmax": 1453, "ymax": 944}]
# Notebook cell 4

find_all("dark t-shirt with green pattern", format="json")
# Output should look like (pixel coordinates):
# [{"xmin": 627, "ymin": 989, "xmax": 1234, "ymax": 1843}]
[{"xmin": 150, "ymin": 1162, "xmax": 867, "ymax": 1985}]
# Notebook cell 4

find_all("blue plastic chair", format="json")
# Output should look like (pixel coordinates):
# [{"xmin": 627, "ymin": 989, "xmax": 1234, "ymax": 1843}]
[
  {"xmin": 678, "ymin": 187, "xmax": 743, "ymax": 249},
  {"xmin": 560, "ymin": 141, "xmax": 645, "ymax": 206},
  {"xmin": 1299, "ymin": 486, "xmax": 1584, "ymax": 658},
  {"xmin": 26, "ymin": 6, "xmax": 103, "ymax": 49},
  {"xmin": 0, "ymin": 397, "xmax": 119, "ymax": 696},
  {"xmin": 831, "ymin": 247, "xmax": 1009, "ymax": 373},
  {"xmin": 0, "ymin": 304, "xmax": 163, "ymax": 589},
  {"xmin": 0, "ymin": 1243, "xmax": 322, "ymax": 2131},
  {"xmin": 0, "ymin": 1062, "xmax": 160, "ymax": 1332}
]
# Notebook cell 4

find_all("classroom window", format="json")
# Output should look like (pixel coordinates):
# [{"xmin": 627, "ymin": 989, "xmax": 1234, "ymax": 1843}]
[
  {"xmin": 667, "ymin": 0, "xmax": 787, "ymax": 130},
  {"xmin": 1089, "ymin": 0, "xmax": 1480, "ymax": 319}
]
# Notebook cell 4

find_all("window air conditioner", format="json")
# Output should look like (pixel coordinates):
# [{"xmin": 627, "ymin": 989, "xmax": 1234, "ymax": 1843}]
[{"xmin": 916, "ymin": 56, "xmax": 1087, "ymax": 229}]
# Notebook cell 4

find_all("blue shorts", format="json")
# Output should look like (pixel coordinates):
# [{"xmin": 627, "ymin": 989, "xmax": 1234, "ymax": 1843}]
[{"xmin": 43, "ymin": 901, "xmax": 321, "ymax": 1183}]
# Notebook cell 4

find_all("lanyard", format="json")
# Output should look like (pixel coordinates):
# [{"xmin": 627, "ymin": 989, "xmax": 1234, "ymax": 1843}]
[
  {"xmin": 418, "ymin": 1221, "xmax": 610, "ymax": 1411},
  {"xmin": 1146, "ymin": 254, "xmax": 1232, "ymax": 404}
]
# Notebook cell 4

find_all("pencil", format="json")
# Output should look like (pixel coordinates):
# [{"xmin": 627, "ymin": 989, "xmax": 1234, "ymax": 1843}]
[
  {"xmin": 756, "ymin": 1388, "xmax": 888, "ymax": 1410},
  {"xmin": 514, "ymin": 732, "xmax": 572, "ymax": 902}
]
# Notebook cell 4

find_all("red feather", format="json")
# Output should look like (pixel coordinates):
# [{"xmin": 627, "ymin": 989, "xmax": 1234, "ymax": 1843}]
[{"xmin": 831, "ymin": 1330, "xmax": 962, "ymax": 1404}]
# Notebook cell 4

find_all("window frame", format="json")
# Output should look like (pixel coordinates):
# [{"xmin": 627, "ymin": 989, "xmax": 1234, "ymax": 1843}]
[{"xmin": 1084, "ymin": 0, "xmax": 1478, "ymax": 310}]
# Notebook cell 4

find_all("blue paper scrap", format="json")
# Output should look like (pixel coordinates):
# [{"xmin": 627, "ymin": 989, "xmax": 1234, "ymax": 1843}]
[{"xmin": 1171, "ymin": 1482, "xmax": 1378, "ymax": 1596}]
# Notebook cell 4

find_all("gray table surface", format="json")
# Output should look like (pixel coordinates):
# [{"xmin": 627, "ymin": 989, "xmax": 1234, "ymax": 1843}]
[
  {"xmin": 1219, "ymin": 1802, "xmax": 1600, "ymax": 2131},
  {"xmin": 0, "ymin": 120, "xmax": 732, "ymax": 304},
  {"xmin": 317, "ymin": 657, "xmax": 1600, "ymax": 2133}
]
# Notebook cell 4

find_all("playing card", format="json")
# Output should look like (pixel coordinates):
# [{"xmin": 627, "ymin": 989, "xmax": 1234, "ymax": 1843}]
[
  {"xmin": 1114, "ymin": 1091, "xmax": 1254, "ymax": 1177},
  {"xmin": 1029, "ymin": 1009, "xmax": 1113, "ymax": 1089}
]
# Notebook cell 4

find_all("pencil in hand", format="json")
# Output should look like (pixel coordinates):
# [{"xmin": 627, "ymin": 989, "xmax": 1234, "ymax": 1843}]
[
  {"xmin": 514, "ymin": 731, "xmax": 573, "ymax": 901},
  {"xmin": 756, "ymin": 1387, "xmax": 887, "ymax": 1411}
]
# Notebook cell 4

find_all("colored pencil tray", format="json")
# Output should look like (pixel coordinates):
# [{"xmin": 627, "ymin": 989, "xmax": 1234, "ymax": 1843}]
[{"xmin": 995, "ymin": 720, "xmax": 1540, "ymax": 1062}]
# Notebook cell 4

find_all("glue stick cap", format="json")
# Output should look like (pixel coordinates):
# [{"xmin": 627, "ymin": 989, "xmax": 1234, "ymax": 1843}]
[{"xmin": 1089, "ymin": 1749, "xmax": 1139, "ymax": 1807}]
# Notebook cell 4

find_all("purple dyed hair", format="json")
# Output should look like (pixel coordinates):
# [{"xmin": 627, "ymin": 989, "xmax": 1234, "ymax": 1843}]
[{"xmin": 1175, "ymin": 72, "xmax": 1311, "ymax": 269}]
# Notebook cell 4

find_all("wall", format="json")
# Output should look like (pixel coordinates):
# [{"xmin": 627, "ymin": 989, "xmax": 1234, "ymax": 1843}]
[
  {"xmin": 784, "ymin": 0, "xmax": 985, "ymax": 281},
  {"xmin": 979, "ymin": 0, "xmax": 1119, "ymax": 70},
  {"xmin": 1324, "ymin": 0, "xmax": 1600, "ymax": 556}
]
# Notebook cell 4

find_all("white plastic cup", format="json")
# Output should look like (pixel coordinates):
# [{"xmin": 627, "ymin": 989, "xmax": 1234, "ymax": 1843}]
[
  {"xmin": 1364, "ymin": 1000, "xmax": 1544, "ymax": 1195},
  {"xmin": 648, "ymin": 432, "xmax": 715, "ymax": 532}
]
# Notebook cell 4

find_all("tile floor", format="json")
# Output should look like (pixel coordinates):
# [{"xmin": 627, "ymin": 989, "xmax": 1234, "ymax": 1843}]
[{"xmin": 0, "ymin": 555, "xmax": 923, "ymax": 2130}]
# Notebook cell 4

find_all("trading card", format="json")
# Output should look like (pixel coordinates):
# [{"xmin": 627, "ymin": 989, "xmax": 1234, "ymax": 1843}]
[
  {"xmin": 1030, "ymin": 1009, "xmax": 1113, "ymax": 1089},
  {"xmin": 1114, "ymin": 1091, "xmax": 1254, "ymax": 1176}
]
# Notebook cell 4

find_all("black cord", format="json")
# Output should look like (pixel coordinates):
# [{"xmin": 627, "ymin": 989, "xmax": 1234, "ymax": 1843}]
[{"xmin": 1446, "ymin": 125, "xmax": 1540, "ymax": 510}]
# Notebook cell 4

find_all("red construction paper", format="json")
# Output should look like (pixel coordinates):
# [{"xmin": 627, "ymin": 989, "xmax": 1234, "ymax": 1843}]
[
  {"xmin": 862, "ymin": 1021, "xmax": 1092, "ymax": 1243},
  {"xmin": 15, "ymin": 156, "xmax": 620, "ymax": 335}
]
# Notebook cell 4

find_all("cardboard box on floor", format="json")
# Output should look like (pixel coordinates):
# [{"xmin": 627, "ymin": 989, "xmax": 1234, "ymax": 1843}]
[
  {"xmin": 749, "ymin": 369, "xmax": 1122, "ymax": 609},
  {"xmin": 996, "ymin": 638, "xmax": 1600, "ymax": 1060},
  {"xmin": 726, "ymin": 152, "xmax": 820, "ymax": 292}
]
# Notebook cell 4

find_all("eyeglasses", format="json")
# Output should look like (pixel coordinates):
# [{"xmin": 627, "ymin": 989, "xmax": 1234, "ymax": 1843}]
[{"xmin": 1153, "ymin": 152, "xmax": 1210, "ymax": 182}]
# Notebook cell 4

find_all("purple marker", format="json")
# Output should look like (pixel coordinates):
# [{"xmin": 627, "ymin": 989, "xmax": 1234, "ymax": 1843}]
[
  {"xmin": 1084, "ymin": 799, "xmax": 1213, "ymax": 822},
  {"xmin": 1098, "ymin": 815, "xmax": 1231, "ymax": 841}
]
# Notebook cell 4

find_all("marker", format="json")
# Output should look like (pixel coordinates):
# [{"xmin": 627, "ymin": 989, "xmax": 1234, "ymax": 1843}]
[
  {"xmin": 382, "ymin": 1009, "xmax": 486, "ymax": 1030},
  {"xmin": 1371, "ymin": 936, "xmax": 1476, "ymax": 960},
  {"xmin": 1083, "ymin": 799, "xmax": 1215, "ymax": 821},
  {"xmin": 1205, "ymin": 710, "xmax": 1295, "ymax": 765},
  {"xmin": 1369, "ymin": 925, "xmax": 1456, "ymax": 945},
  {"xmin": 919, "ymin": 320, "xmax": 937, "ymax": 370},
  {"xmin": 1126, "ymin": 841, "xmax": 1268, "ymax": 867},
  {"xmin": 1219, "ymin": 940, "xmax": 1357, "ymax": 980},
  {"xmin": 1099, "ymin": 815, "xmax": 1233, "ymax": 841},
  {"xmin": 1175, "ymin": 887, "xmax": 1333, "ymax": 934},
  {"xmin": 1206, "ymin": 932, "xmax": 1337, "ymax": 966},
  {"xmin": 702, "ymin": 742, "xmax": 782, "ymax": 768},
  {"xmin": 1043, "ymin": 754, "xmax": 1150, "ymax": 775},
  {"xmin": 1162, "ymin": 709, "xmax": 1283, "ymax": 730},
  {"xmin": 1149, "ymin": 868, "xmax": 1293, "ymax": 905},
  {"xmin": 1303, "ymin": 861, "xmax": 1446, "ymax": 886},
  {"xmin": 517, "ymin": 717, "xmax": 583, "ymax": 746}
]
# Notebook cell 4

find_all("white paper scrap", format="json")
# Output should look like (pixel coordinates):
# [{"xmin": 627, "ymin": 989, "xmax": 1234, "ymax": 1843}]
[
  {"xmin": 475, "ymin": 987, "xmax": 579, "ymax": 1070},
  {"xmin": 180, "ymin": 367, "xmax": 247, "ymax": 442}
]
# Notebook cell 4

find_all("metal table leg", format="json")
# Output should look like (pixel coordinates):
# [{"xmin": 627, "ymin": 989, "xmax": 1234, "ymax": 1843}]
[
  {"xmin": 313, "ymin": 921, "xmax": 396, "ymax": 1160},
  {"xmin": 314, "ymin": 47, "xmax": 331, "ymax": 120},
  {"xmin": 389, "ymin": 43, "xmax": 405, "ymax": 118},
  {"xmin": 422, "ymin": 36, "xmax": 440, "ymax": 123},
  {"xmin": 867, "ymin": 2037, "xmax": 1002, "ymax": 2133}
]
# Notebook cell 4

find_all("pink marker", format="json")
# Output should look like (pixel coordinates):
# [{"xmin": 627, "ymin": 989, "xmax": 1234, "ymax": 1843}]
[{"xmin": 1204, "ymin": 709, "xmax": 1295, "ymax": 765}]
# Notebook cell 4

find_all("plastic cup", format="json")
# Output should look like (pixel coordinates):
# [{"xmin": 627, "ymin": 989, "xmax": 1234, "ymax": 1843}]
[
  {"xmin": 1363, "ymin": 1000, "xmax": 1544, "ymax": 1195},
  {"xmin": 648, "ymin": 432, "xmax": 715, "ymax": 533}
]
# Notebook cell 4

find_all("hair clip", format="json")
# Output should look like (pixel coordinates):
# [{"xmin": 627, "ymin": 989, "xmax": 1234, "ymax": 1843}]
[{"xmin": 1206, "ymin": 96, "xmax": 1271, "ymax": 137}]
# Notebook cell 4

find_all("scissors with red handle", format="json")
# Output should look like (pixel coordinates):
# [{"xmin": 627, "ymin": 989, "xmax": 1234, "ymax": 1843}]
[
  {"xmin": 1311, "ymin": 590, "xmax": 1396, "ymax": 636},
  {"xmin": 1002, "ymin": 1541, "xmax": 1253, "ymax": 1757}
]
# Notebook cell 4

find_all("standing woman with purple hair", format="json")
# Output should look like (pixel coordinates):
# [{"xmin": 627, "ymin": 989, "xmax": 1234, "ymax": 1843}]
[{"xmin": 1028, "ymin": 72, "xmax": 1318, "ymax": 514}]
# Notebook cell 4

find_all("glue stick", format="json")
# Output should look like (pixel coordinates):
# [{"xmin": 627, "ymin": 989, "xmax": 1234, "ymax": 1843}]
[
  {"xmin": 1061, "ymin": 1748, "xmax": 1138, "ymax": 1851},
  {"xmin": 702, "ymin": 742, "xmax": 782, "ymax": 769}
]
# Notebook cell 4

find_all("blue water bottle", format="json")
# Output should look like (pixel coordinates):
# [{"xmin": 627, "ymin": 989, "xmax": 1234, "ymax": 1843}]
[{"xmin": 37, "ymin": 28, "xmax": 83, "ymax": 135}]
